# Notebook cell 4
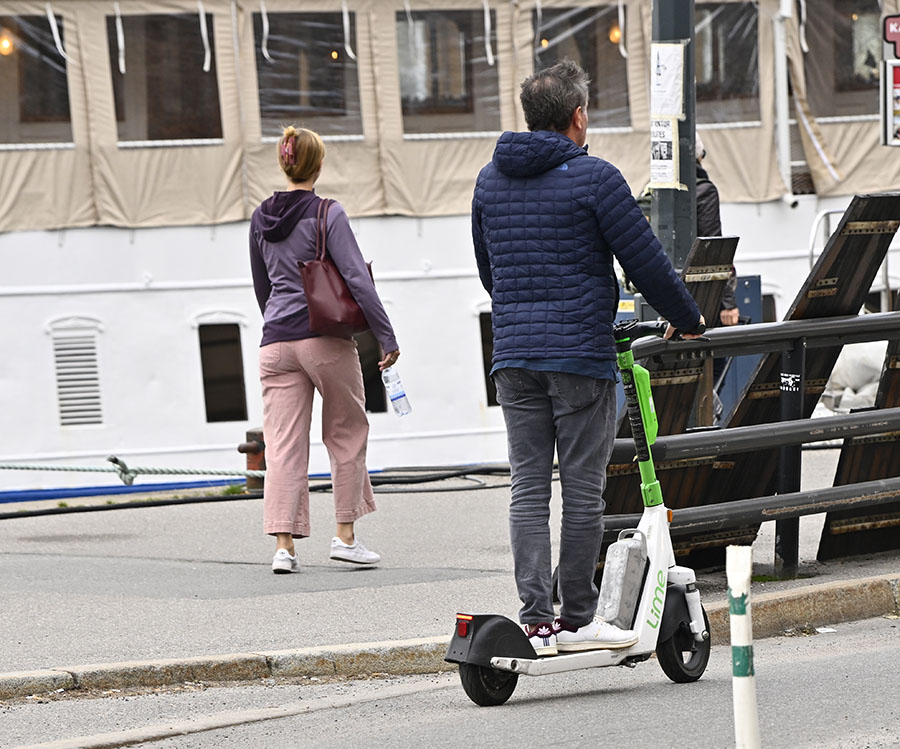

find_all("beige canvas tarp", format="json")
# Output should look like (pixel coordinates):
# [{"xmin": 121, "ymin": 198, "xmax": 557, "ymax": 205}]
[
  {"xmin": 0, "ymin": 0, "xmax": 897, "ymax": 232},
  {"xmin": 787, "ymin": 0, "xmax": 900, "ymax": 198}
]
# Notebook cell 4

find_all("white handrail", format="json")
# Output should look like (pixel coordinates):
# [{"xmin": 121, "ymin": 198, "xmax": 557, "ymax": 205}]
[{"xmin": 807, "ymin": 208, "xmax": 845, "ymax": 270}]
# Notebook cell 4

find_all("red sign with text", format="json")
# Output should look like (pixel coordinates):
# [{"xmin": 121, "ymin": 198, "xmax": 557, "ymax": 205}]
[{"xmin": 885, "ymin": 15, "xmax": 900, "ymax": 57}]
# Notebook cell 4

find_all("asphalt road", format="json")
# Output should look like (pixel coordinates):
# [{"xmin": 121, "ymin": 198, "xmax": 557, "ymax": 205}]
[
  {"xmin": 1, "ymin": 448, "xmax": 892, "ymax": 675},
  {"xmin": 3, "ymin": 616, "xmax": 898, "ymax": 748}
]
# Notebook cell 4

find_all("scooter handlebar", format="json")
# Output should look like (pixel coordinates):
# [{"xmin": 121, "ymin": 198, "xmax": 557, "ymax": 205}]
[
  {"xmin": 613, "ymin": 319, "xmax": 669, "ymax": 342},
  {"xmin": 669, "ymin": 321, "xmax": 707, "ymax": 341}
]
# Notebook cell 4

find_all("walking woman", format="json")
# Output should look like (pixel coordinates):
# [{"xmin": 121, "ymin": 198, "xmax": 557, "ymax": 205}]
[{"xmin": 249, "ymin": 126, "xmax": 400, "ymax": 573}]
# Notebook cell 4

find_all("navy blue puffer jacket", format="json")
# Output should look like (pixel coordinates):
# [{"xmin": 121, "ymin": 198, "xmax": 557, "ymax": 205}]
[{"xmin": 472, "ymin": 130, "xmax": 701, "ymax": 367}]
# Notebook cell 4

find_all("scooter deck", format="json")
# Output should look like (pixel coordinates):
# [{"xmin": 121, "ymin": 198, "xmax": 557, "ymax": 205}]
[{"xmin": 491, "ymin": 647, "xmax": 648, "ymax": 676}]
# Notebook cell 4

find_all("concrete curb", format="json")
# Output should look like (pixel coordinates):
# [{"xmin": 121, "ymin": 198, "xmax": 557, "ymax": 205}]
[
  {"xmin": 0, "ymin": 637, "xmax": 455, "ymax": 701},
  {"xmin": 705, "ymin": 572, "xmax": 900, "ymax": 642},
  {"xmin": 2, "ymin": 575, "xmax": 897, "ymax": 702}
]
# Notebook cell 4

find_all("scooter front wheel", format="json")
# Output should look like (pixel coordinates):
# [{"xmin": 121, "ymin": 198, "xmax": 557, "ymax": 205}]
[
  {"xmin": 656, "ymin": 606, "xmax": 711, "ymax": 683},
  {"xmin": 458, "ymin": 663, "xmax": 518, "ymax": 706}
]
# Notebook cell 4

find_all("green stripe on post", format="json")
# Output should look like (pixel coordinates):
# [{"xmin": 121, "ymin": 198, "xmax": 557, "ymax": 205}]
[
  {"xmin": 728, "ymin": 589, "xmax": 748, "ymax": 615},
  {"xmin": 731, "ymin": 645, "xmax": 755, "ymax": 677}
]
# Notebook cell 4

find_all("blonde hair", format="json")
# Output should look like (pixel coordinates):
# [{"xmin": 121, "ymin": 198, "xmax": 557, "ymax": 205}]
[{"xmin": 278, "ymin": 126, "xmax": 325, "ymax": 183}]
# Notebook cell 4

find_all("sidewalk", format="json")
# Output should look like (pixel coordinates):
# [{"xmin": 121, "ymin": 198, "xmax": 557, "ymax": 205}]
[{"xmin": 1, "ymin": 449, "xmax": 898, "ymax": 700}]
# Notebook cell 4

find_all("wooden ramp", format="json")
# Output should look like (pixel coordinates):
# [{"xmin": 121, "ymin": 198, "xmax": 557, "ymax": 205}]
[
  {"xmin": 709, "ymin": 193, "xmax": 900, "ymax": 505},
  {"xmin": 602, "ymin": 193, "xmax": 900, "ymax": 566},
  {"xmin": 603, "ymin": 237, "xmax": 737, "ymax": 522},
  {"xmin": 615, "ymin": 235, "xmax": 738, "ymax": 439},
  {"xmin": 818, "ymin": 337, "xmax": 900, "ymax": 559}
]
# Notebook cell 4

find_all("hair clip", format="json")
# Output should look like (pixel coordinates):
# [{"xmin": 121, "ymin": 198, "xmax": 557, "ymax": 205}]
[{"xmin": 280, "ymin": 137, "xmax": 296, "ymax": 166}]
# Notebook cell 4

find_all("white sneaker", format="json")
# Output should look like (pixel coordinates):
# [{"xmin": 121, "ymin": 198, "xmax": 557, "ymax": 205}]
[
  {"xmin": 523, "ymin": 622, "xmax": 558, "ymax": 657},
  {"xmin": 272, "ymin": 548, "xmax": 299, "ymax": 574},
  {"xmin": 554, "ymin": 616, "xmax": 638, "ymax": 651},
  {"xmin": 330, "ymin": 536, "xmax": 380, "ymax": 565}
]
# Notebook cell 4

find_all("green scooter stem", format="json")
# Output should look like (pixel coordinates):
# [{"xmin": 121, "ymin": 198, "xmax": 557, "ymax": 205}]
[{"xmin": 616, "ymin": 338, "xmax": 663, "ymax": 508}]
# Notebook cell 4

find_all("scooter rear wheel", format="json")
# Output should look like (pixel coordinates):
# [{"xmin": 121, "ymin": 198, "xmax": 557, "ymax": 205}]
[
  {"xmin": 656, "ymin": 606, "xmax": 711, "ymax": 683},
  {"xmin": 458, "ymin": 663, "xmax": 518, "ymax": 706}
]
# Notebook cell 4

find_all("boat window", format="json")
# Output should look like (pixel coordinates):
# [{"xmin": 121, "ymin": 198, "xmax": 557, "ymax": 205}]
[
  {"xmin": 803, "ymin": 0, "xmax": 879, "ymax": 117},
  {"xmin": 0, "ymin": 15, "xmax": 73, "ymax": 145},
  {"xmin": 355, "ymin": 331, "xmax": 387, "ymax": 413},
  {"xmin": 49, "ymin": 320, "xmax": 103, "ymax": 427},
  {"xmin": 479, "ymin": 312, "xmax": 498, "ymax": 407},
  {"xmin": 396, "ymin": 10, "xmax": 500, "ymax": 135},
  {"xmin": 198, "ymin": 324, "xmax": 248, "ymax": 423},
  {"xmin": 253, "ymin": 12, "xmax": 362, "ymax": 138},
  {"xmin": 105, "ymin": 13, "xmax": 223, "ymax": 143},
  {"xmin": 761, "ymin": 293, "xmax": 777, "ymax": 324},
  {"xmin": 694, "ymin": 3, "xmax": 760, "ymax": 123},
  {"xmin": 532, "ymin": 6, "xmax": 630, "ymax": 129}
]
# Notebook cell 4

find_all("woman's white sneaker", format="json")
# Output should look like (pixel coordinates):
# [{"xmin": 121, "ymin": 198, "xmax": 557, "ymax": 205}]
[
  {"xmin": 272, "ymin": 548, "xmax": 299, "ymax": 574},
  {"xmin": 330, "ymin": 537, "xmax": 380, "ymax": 565},
  {"xmin": 554, "ymin": 616, "xmax": 638, "ymax": 651}
]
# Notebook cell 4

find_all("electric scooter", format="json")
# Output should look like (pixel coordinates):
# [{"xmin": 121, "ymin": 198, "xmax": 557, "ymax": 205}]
[{"xmin": 446, "ymin": 320, "xmax": 711, "ymax": 706}]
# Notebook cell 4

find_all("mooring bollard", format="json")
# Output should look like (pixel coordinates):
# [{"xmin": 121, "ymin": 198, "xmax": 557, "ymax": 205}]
[
  {"xmin": 237, "ymin": 428, "xmax": 265, "ymax": 492},
  {"xmin": 726, "ymin": 545, "xmax": 761, "ymax": 748}
]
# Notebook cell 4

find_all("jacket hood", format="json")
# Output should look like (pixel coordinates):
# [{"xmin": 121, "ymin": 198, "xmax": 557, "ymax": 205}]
[
  {"xmin": 255, "ymin": 189, "xmax": 319, "ymax": 242},
  {"xmin": 492, "ymin": 130, "xmax": 587, "ymax": 178}
]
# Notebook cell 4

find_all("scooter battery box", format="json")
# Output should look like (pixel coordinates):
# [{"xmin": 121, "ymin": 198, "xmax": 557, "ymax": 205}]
[{"xmin": 596, "ymin": 530, "xmax": 647, "ymax": 630}]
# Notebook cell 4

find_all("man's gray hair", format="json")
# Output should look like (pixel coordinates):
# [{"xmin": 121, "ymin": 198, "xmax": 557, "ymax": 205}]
[{"xmin": 519, "ymin": 60, "xmax": 591, "ymax": 132}]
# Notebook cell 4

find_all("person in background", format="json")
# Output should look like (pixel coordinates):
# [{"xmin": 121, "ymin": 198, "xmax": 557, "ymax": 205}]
[
  {"xmin": 695, "ymin": 132, "xmax": 740, "ymax": 327},
  {"xmin": 249, "ymin": 126, "xmax": 400, "ymax": 574},
  {"xmin": 472, "ymin": 61, "xmax": 705, "ymax": 656}
]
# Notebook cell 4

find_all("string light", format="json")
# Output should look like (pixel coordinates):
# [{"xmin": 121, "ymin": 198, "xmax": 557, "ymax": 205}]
[
  {"xmin": 331, "ymin": 50, "xmax": 339, "ymax": 60},
  {"xmin": 608, "ymin": 24, "xmax": 621, "ymax": 44},
  {"xmin": 540, "ymin": 38, "xmax": 549, "ymax": 48},
  {"xmin": 0, "ymin": 31, "xmax": 13, "ymax": 56}
]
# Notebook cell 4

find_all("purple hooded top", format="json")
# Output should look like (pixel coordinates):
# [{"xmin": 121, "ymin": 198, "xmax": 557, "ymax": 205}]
[{"xmin": 249, "ymin": 189, "xmax": 398, "ymax": 352}]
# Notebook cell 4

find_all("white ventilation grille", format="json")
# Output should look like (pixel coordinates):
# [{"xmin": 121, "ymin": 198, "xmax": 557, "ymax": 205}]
[{"xmin": 52, "ymin": 333, "xmax": 103, "ymax": 426}]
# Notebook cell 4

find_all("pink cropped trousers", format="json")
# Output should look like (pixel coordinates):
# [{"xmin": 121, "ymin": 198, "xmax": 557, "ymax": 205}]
[{"xmin": 259, "ymin": 336, "xmax": 376, "ymax": 538}]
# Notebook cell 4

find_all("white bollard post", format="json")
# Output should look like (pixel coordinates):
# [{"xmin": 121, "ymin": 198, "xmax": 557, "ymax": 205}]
[{"xmin": 726, "ymin": 545, "xmax": 761, "ymax": 748}]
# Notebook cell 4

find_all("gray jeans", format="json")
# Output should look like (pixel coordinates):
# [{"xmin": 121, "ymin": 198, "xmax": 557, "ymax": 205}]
[{"xmin": 494, "ymin": 367, "xmax": 617, "ymax": 627}]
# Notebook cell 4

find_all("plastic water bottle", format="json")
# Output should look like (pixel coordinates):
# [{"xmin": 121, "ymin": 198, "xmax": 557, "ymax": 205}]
[{"xmin": 381, "ymin": 366, "xmax": 411, "ymax": 416}]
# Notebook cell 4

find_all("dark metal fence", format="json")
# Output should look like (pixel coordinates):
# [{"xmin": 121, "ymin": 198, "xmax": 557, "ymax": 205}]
[{"xmin": 615, "ymin": 312, "xmax": 900, "ymax": 574}]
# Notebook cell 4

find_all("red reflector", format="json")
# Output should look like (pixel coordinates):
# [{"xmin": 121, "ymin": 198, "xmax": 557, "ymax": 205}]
[{"xmin": 457, "ymin": 620, "xmax": 468, "ymax": 637}]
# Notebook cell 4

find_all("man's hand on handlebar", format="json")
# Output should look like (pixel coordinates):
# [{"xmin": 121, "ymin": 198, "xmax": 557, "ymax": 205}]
[{"xmin": 664, "ymin": 314, "xmax": 706, "ymax": 340}]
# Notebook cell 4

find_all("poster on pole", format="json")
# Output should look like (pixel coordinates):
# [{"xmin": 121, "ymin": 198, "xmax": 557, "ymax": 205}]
[
  {"xmin": 649, "ymin": 117, "xmax": 683, "ymax": 189},
  {"xmin": 650, "ymin": 43, "xmax": 685, "ymax": 119}
]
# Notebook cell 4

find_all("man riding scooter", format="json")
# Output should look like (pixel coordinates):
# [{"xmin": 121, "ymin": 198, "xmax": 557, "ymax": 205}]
[{"xmin": 471, "ymin": 61, "xmax": 705, "ymax": 656}]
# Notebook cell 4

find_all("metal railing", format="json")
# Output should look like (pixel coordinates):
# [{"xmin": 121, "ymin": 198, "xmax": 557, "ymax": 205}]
[
  {"xmin": 606, "ymin": 477, "xmax": 900, "ymax": 537},
  {"xmin": 608, "ymin": 407, "xmax": 900, "ymax": 465},
  {"xmin": 631, "ymin": 312, "xmax": 900, "ymax": 364},
  {"xmin": 618, "ymin": 312, "xmax": 900, "ymax": 574}
]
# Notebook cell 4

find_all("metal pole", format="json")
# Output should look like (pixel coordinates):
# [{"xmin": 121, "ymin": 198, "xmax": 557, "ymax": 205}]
[
  {"xmin": 651, "ymin": 0, "xmax": 696, "ymax": 271},
  {"xmin": 773, "ymin": 0, "xmax": 793, "ymax": 198},
  {"xmin": 775, "ymin": 340, "xmax": 805, "ymax": 576},
  {"xmin": 727, "ymin": 545, "xmax": 762, "ymax": 748},
  {"xmin": 725, "ymin": 546, "xmax": 760, "ymax": 749}
]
